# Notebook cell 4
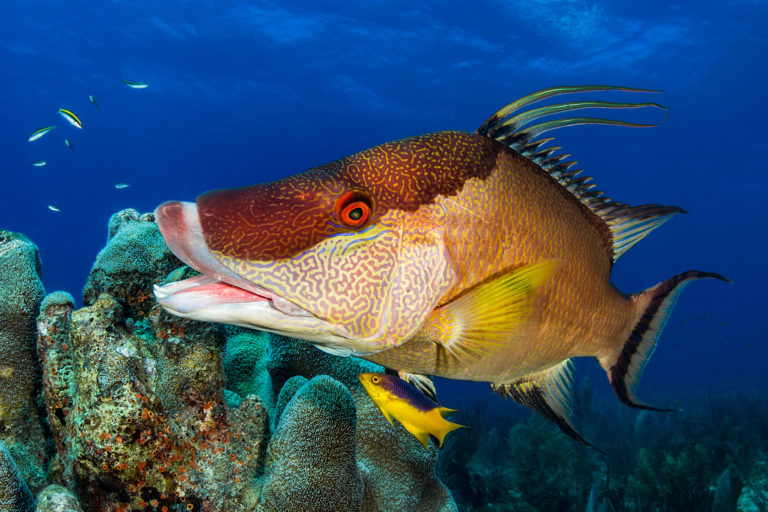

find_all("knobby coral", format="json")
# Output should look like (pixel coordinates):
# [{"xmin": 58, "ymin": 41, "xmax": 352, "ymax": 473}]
[{"xmin": 0, "ymin": 231, "xmax": 50, "ymax": 494}]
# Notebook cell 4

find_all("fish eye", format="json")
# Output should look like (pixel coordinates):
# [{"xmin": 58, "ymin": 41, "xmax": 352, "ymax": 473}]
[
  {"xmin": 335, "ymin": 191, "xmax": 372, "ymax": 228},
  {"xmin": 371, "ymin": 375, "xmax": 380, "ymax": 383}
]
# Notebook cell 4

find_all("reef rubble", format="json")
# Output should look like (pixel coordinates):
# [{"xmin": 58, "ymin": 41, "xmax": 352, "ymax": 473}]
[{"xmin": 0, "ymin": 210, "xmax": 457, "ymax": 511}]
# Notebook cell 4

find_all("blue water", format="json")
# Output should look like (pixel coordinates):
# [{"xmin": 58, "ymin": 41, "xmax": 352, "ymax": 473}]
[{"xmin": 1, "ymin": 0, "xmax": 765, "ymax": 403}]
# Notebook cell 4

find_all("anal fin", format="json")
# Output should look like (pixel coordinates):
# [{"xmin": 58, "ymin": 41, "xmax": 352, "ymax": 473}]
[{"xmin": 492, "ymin": 360, "xmax": 601, "ymax": 452}]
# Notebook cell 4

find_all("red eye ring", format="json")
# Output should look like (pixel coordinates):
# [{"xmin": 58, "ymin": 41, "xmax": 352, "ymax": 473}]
[
  {"xmin": 335, "ymin": 191, "xmax": 372, "ymax": 228},
  {"xmin": 372, "ymin": 376, "xmax": 380, "ymax": 383}
]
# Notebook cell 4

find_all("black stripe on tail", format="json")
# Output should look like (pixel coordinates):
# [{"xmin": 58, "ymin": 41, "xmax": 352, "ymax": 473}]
[{"xmin": 609, "ymin": 270, "xmax": 730, "ymax": 411}]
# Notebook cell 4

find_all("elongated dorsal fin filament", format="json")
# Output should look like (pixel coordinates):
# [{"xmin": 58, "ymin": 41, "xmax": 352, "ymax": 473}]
[{"xmin": 478, "ymin": 85, "xmax": 680, "ymax": 262}]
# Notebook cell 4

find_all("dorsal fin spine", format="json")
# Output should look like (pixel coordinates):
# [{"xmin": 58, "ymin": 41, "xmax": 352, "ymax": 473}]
[{"xmin": 478, "ymin": 85, "xmax": 681, "ymax": 262}]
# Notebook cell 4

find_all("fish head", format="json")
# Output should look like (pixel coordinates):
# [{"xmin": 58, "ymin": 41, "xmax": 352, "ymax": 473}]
[
  {"xmin": 359, "ymin": 373, "xmax": 401, "ymax": 426},
  {"xmin": 154, "ymin": 132, "xmax": 500, "ymax": 355},
  {"xmin": 358, "ymin": 373, "xmax": 390, "ymax": 402}
]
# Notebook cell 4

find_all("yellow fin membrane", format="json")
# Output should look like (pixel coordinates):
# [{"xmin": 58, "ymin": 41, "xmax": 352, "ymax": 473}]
[{"xmin": 423, "ymin": 259, "xmax": 562, "ymax": 366}]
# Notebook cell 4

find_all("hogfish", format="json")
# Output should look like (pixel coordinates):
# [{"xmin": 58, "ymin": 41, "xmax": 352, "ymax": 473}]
[{"xmin": 153, "ymin": 86, "xmax": 728, "ymax": 442}]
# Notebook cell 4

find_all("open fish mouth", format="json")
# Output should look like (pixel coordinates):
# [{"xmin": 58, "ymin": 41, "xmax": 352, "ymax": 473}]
[{"xmin": 153, "ymin": 201, "xmax": 313, "ymax": 322}]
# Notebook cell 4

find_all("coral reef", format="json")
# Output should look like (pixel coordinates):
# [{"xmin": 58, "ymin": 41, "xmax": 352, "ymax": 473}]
[
  {"xmin": 265, "ymin": 334, "xmax": 457, "ymax": 511},
  {"xmin": 7, "ymin": 209, "xmax": 457, "ymax": 511},
  {"xmin": 222, "ymin": 332, "xmax": 274, "ymax": 413},
  {"xmin": 0, "ymin": 440, "xmax": 35, "ymax": 512},
  {"xmin": 0, "ymin": 230, "xmax": 50, "ymax": 494},
  {"xmin": 258, "ymin": 375, "xmax": 363, "ymax": 512},
  {"xmin": 38, "ymin": 275, "xmax": 266, "ymax": 511},
  {"xmin": 439, "ymin": 380, "xmax": 768, "ymax": 512},
  {"xmin": 35, "ymin": 484, "xmax": 83, "ymax": 512},
  {"xmin": 82, "ymin": 209, "xmax": 183, "ymax": 319}
]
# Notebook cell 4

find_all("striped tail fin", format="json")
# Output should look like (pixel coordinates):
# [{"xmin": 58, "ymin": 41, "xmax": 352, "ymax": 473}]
[{"xmin": 604, "ymin": 270, "xmax": 730, "ymax": 410}]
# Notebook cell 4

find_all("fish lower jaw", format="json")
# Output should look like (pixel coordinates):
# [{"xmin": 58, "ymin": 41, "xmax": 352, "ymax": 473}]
[
  {"xmin": 269, "ymin": 294, "xmax": 312, "ymax": 317},
  {"xmin": 152, "ymin": 275, "xmax": 313, "ymax": 319},
  {"xmin": 153, "ymin": 281, "xmax": 364, "ymax": 353}
]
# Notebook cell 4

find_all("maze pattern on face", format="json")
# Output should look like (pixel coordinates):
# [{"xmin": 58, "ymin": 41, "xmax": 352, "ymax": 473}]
[{"xmin": 213, "ymin": 204, "xmax": 453, "ymax": 350}]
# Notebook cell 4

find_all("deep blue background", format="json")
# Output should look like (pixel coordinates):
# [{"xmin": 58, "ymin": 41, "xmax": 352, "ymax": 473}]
[{"xmin": 1, "ymin": 1, "xmax": 765, "ymax": 403}]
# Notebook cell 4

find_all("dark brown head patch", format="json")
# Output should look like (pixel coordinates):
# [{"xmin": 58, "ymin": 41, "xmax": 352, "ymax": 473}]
[{"xmin": 197, "ymin": 130, "xmax": 502, "ymax": 260}]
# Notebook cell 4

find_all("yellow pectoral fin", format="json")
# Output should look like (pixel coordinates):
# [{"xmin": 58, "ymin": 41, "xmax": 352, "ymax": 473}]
[
  {"xmin": 376, "ymin": 403, "xmax": 395, "ymax": 426},
  {"xmin": 424, "ymin": 259, "xmax": 562, "ymax": 365}
]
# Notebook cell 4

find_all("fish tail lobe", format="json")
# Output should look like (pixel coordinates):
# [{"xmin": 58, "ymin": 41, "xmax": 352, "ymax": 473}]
[
  {"xmin": 605, "ymin": 270, "xmax": 731, "ymax": 410},
  {"xmin": 430, "ymin": 408, "xmax": 465, "ymax": 448}
]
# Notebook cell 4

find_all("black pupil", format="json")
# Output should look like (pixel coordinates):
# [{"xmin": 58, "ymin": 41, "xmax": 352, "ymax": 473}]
[{"xmin": 348, "ymin": 206, "xmax": 363, "ymax": 221}]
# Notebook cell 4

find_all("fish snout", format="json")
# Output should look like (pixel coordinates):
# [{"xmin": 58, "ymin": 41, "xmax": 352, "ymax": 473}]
[
  {"xmin": 155, "ymin": 201, "xmax": 191, "ymax": 242},
  {"xmin": 153, "ymin": 200, "xmax": 275, "ymax": 296},
  {"xmin": 154, "ymin": 200, "xmax": 220, "ymax": 278}
]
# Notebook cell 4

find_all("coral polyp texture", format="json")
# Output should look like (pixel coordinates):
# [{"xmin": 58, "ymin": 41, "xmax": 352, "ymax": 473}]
[
  {"xmin": 258, "ymin": 375, "xmax": 364, "ymax": 512},
  {"xmin": 0, "ymin": 231, "xmax": 49, "ymax": 495},
  {"xmin": 263, "ymin": 334, "xmax": 457, "ymax": 512},
  {"xmin": 82, "ymin": 209, "xmax": 183, "ymax": 318},
  {"xmin": 5, "ymin": 209, "xmax": 457, "ymax": 511},
  {"xmin": 0, "ymin": 440, "xmax": 35, "ymax": 512}
]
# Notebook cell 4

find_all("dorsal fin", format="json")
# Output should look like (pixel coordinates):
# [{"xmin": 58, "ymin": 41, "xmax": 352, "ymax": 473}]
[{"xmin": 477, "ymin": 85, "xmax": 684, "ymax": 262}]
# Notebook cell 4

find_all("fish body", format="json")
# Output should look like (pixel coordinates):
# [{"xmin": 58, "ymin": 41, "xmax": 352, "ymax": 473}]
[
  {"xmin": 31, "ymin": 160, "xmax": 46, "ymax": 167},
  {"xmin": 28, "ymin": 125, "xmax": 55, "ymax": 142},
  {"xmin": 359, "ymin": 372, "xmax": 463, "ymax": 449},
  {"xmin": 64, "ymin": 139, "xmax": 74, "ymax": 150},
  {"xmin": 154, "ymin": 86, "xmax": 728, "ymax": 443},
  {"xmin": 48, "ymin": 205, "xmax": 61, "ymax": 212},
  {"xmin": 57, "ymin": 108, "xmax": 82, "ymax": 129},
  {"xmin": 122, "ymin": 80, "xmax": 148, "ymax": 89},
  {"xmin": 89, "ymin": 95, "xmax": 99, "ymax": 107},
  {"xmin": 115, "ymin": 183, "xmax": 130, "ymax": 189}
]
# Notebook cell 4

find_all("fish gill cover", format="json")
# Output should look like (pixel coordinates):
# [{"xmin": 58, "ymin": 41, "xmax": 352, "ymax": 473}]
[{"xmin": 0, "ymin": 1, "xmax": 766, "ymax": 511}]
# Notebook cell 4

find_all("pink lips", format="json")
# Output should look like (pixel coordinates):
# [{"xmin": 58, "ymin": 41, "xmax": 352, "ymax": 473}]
[{"xmin": 172, "ymin": 275, "xmax": 268, "ymax": 301}]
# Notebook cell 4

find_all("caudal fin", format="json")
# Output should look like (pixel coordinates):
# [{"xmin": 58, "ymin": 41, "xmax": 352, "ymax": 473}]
[{"xmin": 605, "ymin": 270, "xmax": 731, "ymax": 410}]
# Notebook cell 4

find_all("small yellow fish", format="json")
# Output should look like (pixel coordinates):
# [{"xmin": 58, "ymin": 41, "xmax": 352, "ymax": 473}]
[
  {"xmin": 31, "ymin": 160, "xmax": 46, "ymax": 167},
  {"xmin": 114, "ymin": 183, "xmax": 130, "ymax": 189},
  {"xmin": 28, "ymin": 125, "xmax": 55, "ymax": 142},
  {"xmin": 57, "ymin": 108, "xmax": 82, "ymax": 129},
  {"xmin": 359, "ymin": 372, "xmax": 464, "ymax": 449},
  {"xmin": 48, "ymin": 205, "xmax": 61, "ymax": 212},
  {"xmin": 122, "ymin": 80, "xmax": 149, "ymax": 89}
]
